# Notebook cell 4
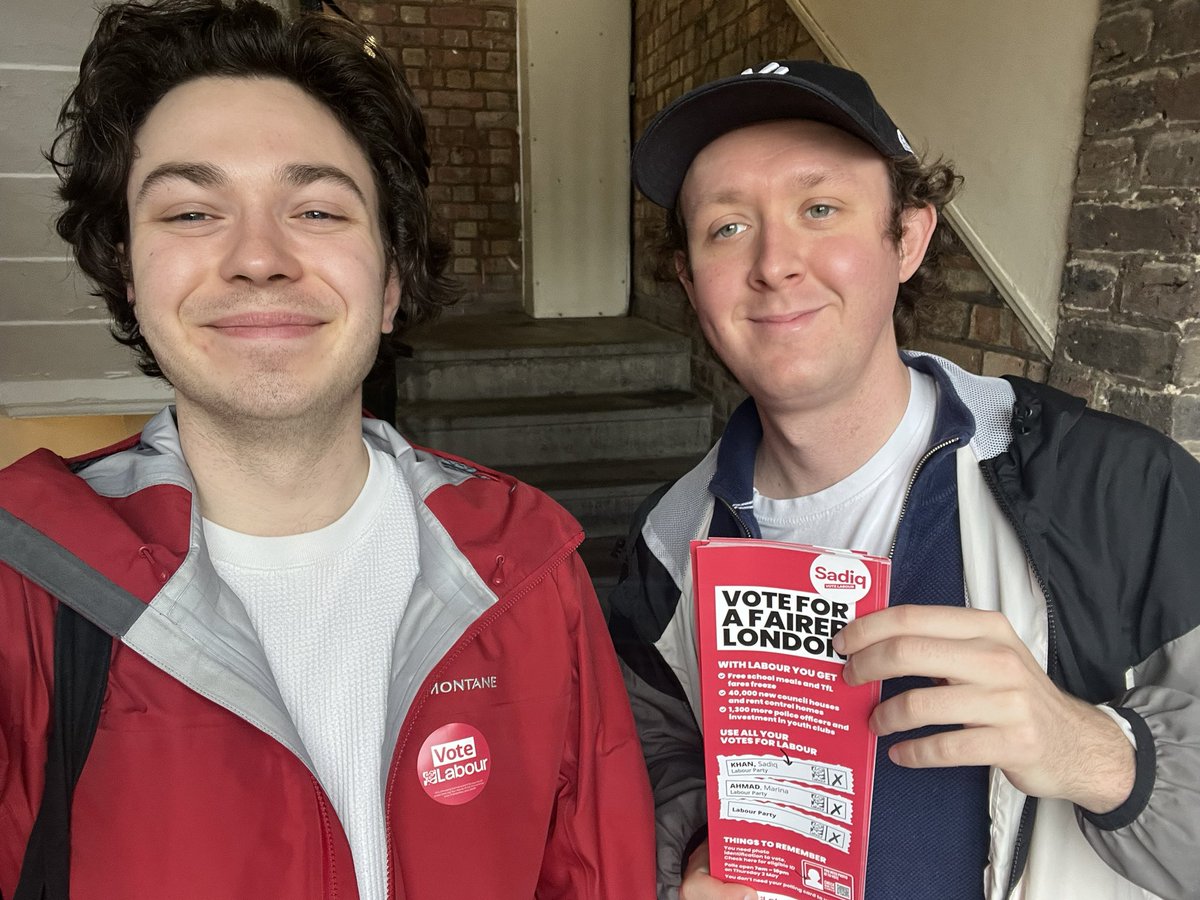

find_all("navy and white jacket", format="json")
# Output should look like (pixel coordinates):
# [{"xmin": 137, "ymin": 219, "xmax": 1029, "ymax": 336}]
[{"xmin": 606, "ymin": 353, "xmax": 1200, "ymax": 900}]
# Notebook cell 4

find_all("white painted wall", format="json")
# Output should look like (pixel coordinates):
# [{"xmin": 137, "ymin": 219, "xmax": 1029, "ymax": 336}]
[
  {"xmin": 518, "ymin": 0, "xmax": 631, "ymax": 317},
  {"xmin": 1, "ymin": 0, "xmax": 170, "ymax": 416},
  {"xmin": 788, "ymin": 0, "xmax": 1101, "ymax": 353}
]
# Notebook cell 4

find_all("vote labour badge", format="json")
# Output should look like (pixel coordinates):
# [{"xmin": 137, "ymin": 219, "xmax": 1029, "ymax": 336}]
[{"xmin": 417, "ymin": 723, "xmax": 492, "ymax": 806}]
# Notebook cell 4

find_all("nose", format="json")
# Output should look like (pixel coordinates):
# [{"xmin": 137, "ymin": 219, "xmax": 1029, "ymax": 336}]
[
  {"xmin": 749, "ymin": 220, "xmax": 805, "ymax": 291},
  {"xmin": 219, "ymin": 209, "xmax": 302, "ymax": 285}
]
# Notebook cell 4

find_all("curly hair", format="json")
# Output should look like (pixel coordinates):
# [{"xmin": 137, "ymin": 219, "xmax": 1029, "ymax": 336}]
[
  {"xmin": 48, "ymin": 0, "xmax": 457, "ymax": 379},
  {"xmin": 883, "ymin": 154, "xmax": 961, "ymax": 345},
  {"xmin": 658, "ymin": 150, "xmax": 962, "ymax": 346}
]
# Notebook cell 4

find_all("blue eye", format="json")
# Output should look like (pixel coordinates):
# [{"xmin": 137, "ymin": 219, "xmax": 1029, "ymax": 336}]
[
  {"xmin": 714, "ymin": 222, "xmax": 747, "ymax": 239},
  {"xmin": 170, "ymin": 211, "xmax": 209, "ymax": 222},
  {"xmin": 807, "ymin": 204, "xmax": 835, "ymax": 219},
  {"xmin": 300, "ymin": 210, "xmax": 336, "ymax": 220}
]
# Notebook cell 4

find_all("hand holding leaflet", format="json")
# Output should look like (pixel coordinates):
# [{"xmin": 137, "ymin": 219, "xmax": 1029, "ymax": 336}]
[
  {"xmin": 835, "ymin": 605, "xmax": 1135, "ymax": 814},
  {"xmin": 681, "ymin": 840, "xmax": 759, "ymax": 900}
]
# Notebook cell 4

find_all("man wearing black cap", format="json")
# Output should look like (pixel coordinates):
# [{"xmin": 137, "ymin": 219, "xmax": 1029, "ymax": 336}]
[{"xmin": 607, "ymin": 60, "xmax": 1200, "ymax": 900}]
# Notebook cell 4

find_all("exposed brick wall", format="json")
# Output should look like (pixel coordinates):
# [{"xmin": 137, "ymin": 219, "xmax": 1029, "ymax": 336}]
[
  {"xmin": 1052, "ymin": 0, "xmax": 1200, "ymax": 451},
  {"xmin": 345, "ymin": 0, "xmax": 521, "ymax": 312},
  {"xmin": 915, "ymin": 233, "xmax": 1050, "ymax": 381},
  {"xmin": 630, "ymin": 0, "xmax": 1049, "ymax": 431}
]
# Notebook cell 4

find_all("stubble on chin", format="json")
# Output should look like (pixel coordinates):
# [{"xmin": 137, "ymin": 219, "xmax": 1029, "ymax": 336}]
[{"xmin": 162, "ymin": 339, "xmax": 377, "ymax": 449}]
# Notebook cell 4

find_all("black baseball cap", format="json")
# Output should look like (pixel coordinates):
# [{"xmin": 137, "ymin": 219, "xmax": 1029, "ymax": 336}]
[{"xmin": 632, "ymin": 60, "xmax": 914, "ymax": 209}]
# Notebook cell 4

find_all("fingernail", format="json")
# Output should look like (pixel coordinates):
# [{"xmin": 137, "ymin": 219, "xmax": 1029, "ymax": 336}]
[{"xmin": 832, "ymin": 633, "xmax": 845, "ymax": 653}]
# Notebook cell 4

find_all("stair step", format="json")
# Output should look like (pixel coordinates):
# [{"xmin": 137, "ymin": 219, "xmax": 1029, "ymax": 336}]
[
  {"xmin": 508, "ymin": 456, "xmax": 702, "ymax": 538},
  {"xmin": 398, "ymin": 390, "xmax": 712, "ymax": 469},
  {"xmin": 398, "ymin": 312, "xmax": 691, "ymax": 402}
]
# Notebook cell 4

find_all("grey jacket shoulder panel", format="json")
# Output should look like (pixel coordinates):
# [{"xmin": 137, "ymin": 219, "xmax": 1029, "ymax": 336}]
[{"xmin": 641, "ymin": 443, "xmax": 720, "ymax": 595}]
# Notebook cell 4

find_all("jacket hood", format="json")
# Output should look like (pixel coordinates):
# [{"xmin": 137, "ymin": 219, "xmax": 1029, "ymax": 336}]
[{"xmin": 0, "ymin": 443, "xmax": 192, "ymax": 605}]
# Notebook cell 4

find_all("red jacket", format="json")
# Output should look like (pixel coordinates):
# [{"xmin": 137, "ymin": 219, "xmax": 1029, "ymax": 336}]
[{"xmin": 0, "ymin": 412, "xmax": 655, "ymax": 898}]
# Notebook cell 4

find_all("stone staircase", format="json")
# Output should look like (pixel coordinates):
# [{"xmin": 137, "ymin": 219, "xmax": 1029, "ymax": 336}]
[{"xmin": 396, "ymin": 311, "xmax": 711, "ymax": 591}]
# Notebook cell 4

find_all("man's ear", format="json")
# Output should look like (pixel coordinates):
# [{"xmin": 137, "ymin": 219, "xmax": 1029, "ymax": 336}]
[
  {"xmin": 675, "ymin": 251, "xmax": 697, "ymax": 309},
  {"xmin": 897, "ymin": 204, "xmax": 938, "ymax": 283},
  {"xmin": 380, "ymin": 265, "xmax": 402, "ymax": 334}
]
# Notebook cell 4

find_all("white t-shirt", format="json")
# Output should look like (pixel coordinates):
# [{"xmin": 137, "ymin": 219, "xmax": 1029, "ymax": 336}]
[
  {"xmin": 203, "ymin": 441, "xmax": 419, "ymax": 900},
  {"xmin": 753, "ymin": 369, "xmax": 937, "ymax": 557}
]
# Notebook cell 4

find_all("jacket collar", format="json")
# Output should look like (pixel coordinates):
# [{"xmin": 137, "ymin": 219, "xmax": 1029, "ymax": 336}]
[{"xmin": 707, "ymin": 353, "xmax": 978, "ymax": 533}]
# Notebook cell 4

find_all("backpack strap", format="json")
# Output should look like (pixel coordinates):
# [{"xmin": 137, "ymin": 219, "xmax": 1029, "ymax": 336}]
[
  {"xmin": 0, "ymin": 509, "xmax": 141, "ymax": 900},
  {"xmin": 12, "ymin": 603, "xmax": 112, "ymax": 900}
]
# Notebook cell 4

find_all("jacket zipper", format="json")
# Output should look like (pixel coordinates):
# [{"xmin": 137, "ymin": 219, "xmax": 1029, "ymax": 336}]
[
  {"xmin": 382, "ymin": 533, "xmax": 585, "ymax": 899},
  {"xmin": 721, "ymin": 435, "xmax": 960, "ymax": 556},
  {"xmin": 978, "ymin": 459, "xmax": 1060, "ymax": 898},
  {"xmin": 718, "ymin": 497, "xmax": 753, "ymax": 537},
  {"xmin": 887, "ymin": 437, "xmax": 961, "ymax": 559},
  {"xmin": 887, "ymin": 435, "xmax": 1051, "ymax": 895},
  {"xmin": 886, "ymin": 437, "xmax": 1051, "ymax": 895},
  {"xmin": 311, "ymin": 775, "xmax": 340, "ymax": 900}
]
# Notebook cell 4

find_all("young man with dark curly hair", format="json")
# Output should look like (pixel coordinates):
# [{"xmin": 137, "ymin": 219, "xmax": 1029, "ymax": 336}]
[
  {"xmin": 607, "ymin": 61, "xmax": 1199, "ymax": 900},
  {"xmin": 0, "ymin": 2, "xmax": 653, "ymax": 898}
]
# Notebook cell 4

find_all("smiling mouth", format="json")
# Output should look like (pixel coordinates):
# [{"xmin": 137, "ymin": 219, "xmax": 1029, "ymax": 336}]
[
  {"xmin": 206, "ymin": 312, "xmax": 326, "ymax": 338},
  {"xmin": 750, "ymin": 308, "xmax": 822, "ymax": 326}
]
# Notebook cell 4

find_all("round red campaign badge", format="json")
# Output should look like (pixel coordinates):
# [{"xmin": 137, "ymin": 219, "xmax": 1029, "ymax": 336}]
[{"xmin": 417, "ymin": 723, "xmax": 492, "ymax": 806}]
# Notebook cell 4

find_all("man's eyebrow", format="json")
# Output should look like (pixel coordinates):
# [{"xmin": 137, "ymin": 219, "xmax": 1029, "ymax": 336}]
[
  {"xmin": 134, "ymin": 162, "xmax": 226, "ymax": 206},
  {"xmin": 791, "ymin": 169, "xmax": 845, "ymax": 190},
  {"xmin": 688, "ymin": 169, "xmax": 846, "ymax": 211},
  {"xmin": 280, "ymin": 163, "xmax": 368, "ymax": 206},
  {"xmin": 133, "ymin": 162, "xmax": 369, "ymax": 208}
]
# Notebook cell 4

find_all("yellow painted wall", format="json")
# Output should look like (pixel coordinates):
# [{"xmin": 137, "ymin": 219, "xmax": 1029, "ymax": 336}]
[{"xmin": 0, "ymin": 413, "xmax": 150, "ymax": 468}]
